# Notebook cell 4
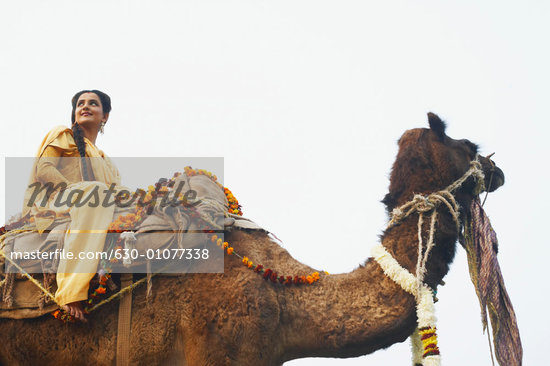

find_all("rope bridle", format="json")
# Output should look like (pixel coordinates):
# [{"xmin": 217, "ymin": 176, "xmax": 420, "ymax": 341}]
[
  {"xmin": 386, "ymin": 156, "xmax": 485, "ymax": 291},
  {"xmin": 373, "ymin": 155, "xmax": 487, "ymax": 366}
]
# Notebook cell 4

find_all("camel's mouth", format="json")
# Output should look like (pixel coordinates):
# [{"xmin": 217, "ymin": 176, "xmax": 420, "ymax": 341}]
[{"xmin": 478, "ymin": 155, "xmax": 505, "ymax": 192}]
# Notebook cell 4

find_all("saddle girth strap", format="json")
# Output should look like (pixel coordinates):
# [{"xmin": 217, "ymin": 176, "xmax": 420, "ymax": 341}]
[{"xmin": 116, "ymin": 273, "xmax": 133, "ymax": 366}]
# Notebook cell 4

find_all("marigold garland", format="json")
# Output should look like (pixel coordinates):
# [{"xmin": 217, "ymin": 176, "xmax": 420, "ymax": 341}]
[
  {"xmin": 208, "ymin": 234, "xmax": 325, "ymax": 286},
  {"xmin": 183, "ymin": 166, "xmax": 326, "ymax": 284},
  {"xmin": 52, "ymin": 166, "xmax": 325, "ymax": 322}
]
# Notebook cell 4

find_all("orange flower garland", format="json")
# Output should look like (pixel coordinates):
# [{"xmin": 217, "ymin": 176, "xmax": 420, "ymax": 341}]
[
  {"xmin": 209, "ymin": 235, "xmax": 325, "ymax": 286},
  {"xmin": 182, "ymin": 166, "xmax": 327, "ymax": 286},
  {"xmin": 53, "ymin": 166, "xmax": 326, "ymax": 322},
  {"xmin": 224, "ymin": 187, "xmax": 242, "ymax": 216}
]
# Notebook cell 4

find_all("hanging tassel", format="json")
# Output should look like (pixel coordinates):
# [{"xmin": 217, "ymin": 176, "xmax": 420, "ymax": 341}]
[
  {"xmin": 2, "ymin": 273, "xmax": 15, "ymax": 307},
  {"xmin": 38, "ymin": 273, "xmax": 56, "ymax": 309}
]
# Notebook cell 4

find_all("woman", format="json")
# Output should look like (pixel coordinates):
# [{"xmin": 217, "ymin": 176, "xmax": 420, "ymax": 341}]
[{"xmin": 23, "ymin": 90, "xmax": 120, "ymax": 321}]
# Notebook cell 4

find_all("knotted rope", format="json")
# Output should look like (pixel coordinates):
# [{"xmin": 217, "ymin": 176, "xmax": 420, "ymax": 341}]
[
  {"xmin": 373, "ymin": 157, "xmax": 486, "ymax": 366},
  {"xmin": 387, "ymin": 158, "xmax": 484, "ymax": 292}
]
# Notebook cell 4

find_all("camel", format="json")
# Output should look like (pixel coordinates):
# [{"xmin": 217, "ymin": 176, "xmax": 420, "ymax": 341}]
[{"xmin": 0, "ymin": 113, "xmax": 504, "ymax": 366}]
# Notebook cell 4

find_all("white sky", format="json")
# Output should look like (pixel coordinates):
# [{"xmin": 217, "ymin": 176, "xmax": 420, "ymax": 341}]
[{"xmin": 1, "ymin": 1, "xmax": 548, "ymax": 365}]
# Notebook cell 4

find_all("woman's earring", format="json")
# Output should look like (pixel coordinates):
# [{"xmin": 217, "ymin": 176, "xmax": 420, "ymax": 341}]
[{"xmin": 100, "ymin": 122, "xmax": 105, "ymax": 134}]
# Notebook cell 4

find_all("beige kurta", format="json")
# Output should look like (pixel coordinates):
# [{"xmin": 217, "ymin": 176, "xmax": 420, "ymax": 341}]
[{"xmin": 23, "ymin": 126, "xmax": 121, "ymax": 305}]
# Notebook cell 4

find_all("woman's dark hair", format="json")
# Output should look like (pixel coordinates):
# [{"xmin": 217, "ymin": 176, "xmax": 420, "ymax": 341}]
[{"xmin": 70, "ymin": 90, "xmax": 112, "ymax": 181}]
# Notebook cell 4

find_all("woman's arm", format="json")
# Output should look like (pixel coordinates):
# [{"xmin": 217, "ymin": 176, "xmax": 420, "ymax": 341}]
[{"xmin": 36, "ymin": 145, "xmax": 71, "ymax": 187}]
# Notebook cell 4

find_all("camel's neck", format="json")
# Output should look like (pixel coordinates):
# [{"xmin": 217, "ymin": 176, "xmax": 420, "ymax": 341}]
[{"xmin": 279, "ymin": 210, "xmax": 460, "ymax": 362}]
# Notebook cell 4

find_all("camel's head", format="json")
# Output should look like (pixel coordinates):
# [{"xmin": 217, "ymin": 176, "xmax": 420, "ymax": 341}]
[{"xmin": 383, "ymin": 112, "xmax": 505, "ymax": 212}]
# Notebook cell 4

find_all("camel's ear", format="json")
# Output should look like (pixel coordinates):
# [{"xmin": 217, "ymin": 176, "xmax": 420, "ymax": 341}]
[
  {"xmin": 428, "ymin": 112, "xmax": 446, "ymax": 141},
  {"xmin": 381, "ymin": 192, "xmax": 395, "ymax": 209}
]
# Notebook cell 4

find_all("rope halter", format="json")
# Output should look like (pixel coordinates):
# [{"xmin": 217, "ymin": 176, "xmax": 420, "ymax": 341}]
[
  {"xmin": 388, "ymin": 156, "xmax": 485, "ymax": 233},
  {"xmin": 373, "ymin": 155, "xmax": 487, "ymax": 366}
]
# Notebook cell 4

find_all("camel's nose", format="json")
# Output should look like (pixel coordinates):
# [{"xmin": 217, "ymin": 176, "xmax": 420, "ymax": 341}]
[
  {"xmin": 486, "ymin": 165, "xmax": 505, "ymax": 192},
  {"xmin": 479, "ymin": 155, "xmax": 505, "ymax": 192}
]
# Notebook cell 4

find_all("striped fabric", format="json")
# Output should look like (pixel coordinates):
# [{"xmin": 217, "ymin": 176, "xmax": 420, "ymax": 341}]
[{"xmin": 464, "ymin": 197, "xmax": 523, "ymax": 366}]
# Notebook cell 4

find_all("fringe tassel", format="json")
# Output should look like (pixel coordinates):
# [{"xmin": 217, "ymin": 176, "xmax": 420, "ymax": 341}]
[
  {"xmin": 2, "ymin": 273, "xmax": 15, "ymax": 307},
  {"xmin": 38, "ymin": 273, "xmax": 56, "ymax": 309}
]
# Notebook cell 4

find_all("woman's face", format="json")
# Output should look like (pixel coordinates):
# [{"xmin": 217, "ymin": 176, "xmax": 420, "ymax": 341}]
[{"xmin": 74, "ymin": 92, "xmax": 108, "ymax": 127}]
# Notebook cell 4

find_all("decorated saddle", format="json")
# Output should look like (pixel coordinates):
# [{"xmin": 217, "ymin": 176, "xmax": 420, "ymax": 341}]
[{"xmin": 0, "ymin": 168, "xmax": 261, "ymax": 319}]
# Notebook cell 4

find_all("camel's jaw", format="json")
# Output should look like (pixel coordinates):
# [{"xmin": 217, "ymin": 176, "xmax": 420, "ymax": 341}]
[{"xmin": 478, "ymin": 155, "xmax": 505, "ymax": 192}]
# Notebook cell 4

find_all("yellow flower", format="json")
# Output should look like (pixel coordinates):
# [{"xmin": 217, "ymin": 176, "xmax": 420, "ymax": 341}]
[
  {"xmin": 223, "ymin": 242, "xmax": 229, "ymax": 249},
  {"xmin": 242, "ymin": 256, "xmax": 249, "ymax": 264},
  {"xmin": 227, "ymin": 247, "xmax": 234, "ymax": 255}
]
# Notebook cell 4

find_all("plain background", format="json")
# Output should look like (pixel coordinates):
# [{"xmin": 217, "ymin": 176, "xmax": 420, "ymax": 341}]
[{"xmin": 1, "ymin": 1, "xmax": 548, "ymax": 365}]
